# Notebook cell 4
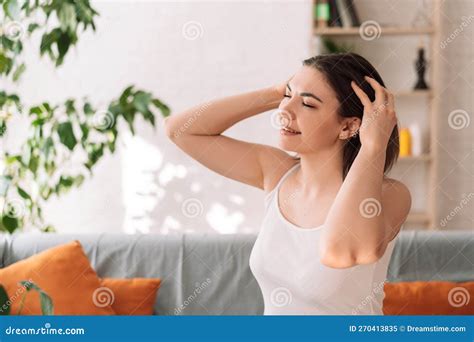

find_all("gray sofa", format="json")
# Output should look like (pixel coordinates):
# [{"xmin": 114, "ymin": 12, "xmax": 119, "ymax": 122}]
[{"xmin": 0, "ymin": 230, "xmax": 472, "ymax": 315}]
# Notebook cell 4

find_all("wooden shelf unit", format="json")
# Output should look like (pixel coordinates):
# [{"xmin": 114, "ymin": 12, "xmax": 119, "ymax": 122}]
[{"xmin": 312, "ymin": 0, "xmax": 442, "ymax": 229}]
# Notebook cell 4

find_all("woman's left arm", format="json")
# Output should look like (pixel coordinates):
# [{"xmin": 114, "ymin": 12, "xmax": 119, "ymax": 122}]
[{"xmin": 319, "ymin": 76, "xmax": 411, "ymax": 269}]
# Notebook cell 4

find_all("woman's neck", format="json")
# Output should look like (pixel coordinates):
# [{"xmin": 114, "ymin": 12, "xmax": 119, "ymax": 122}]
[{"xmin": 296, "ymin": 147, "xmax": 344, "ymax": 196}]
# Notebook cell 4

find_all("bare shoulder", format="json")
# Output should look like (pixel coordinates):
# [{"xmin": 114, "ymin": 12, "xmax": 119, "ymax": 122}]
[
  {"xmin": 256, "ymin": 145, "xmax": 299, "ymax": 194},
  {"xmin": 382, "ymin": 178, "xmax": 411, "ymax": 202}
]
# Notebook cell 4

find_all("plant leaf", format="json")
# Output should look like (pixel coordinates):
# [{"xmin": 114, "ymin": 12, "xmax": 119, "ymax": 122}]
[
  {"xmin": 4, "ymin": 0, "xmax": 20, "ymax": 20},
  {"xmin": 0, "ymin": 176, "xmax": 12, "ymax": 196},
  {"xmin": 17, "ymin": 186, "xmax": 31, "ymax": 200},
  {"xmin": 12, "ymin": 63, "xmax": 26, "ymax": 82},
  {"xmin": 18, "ymin": 281, "xmax": 54, "ymax": 315},
  {"xmin": 0, "ymin": 285, "xmax": 11, "ymax": 315},
  {"xmin": 57, "ymin": 122, "xmax": 77, "ymax": 151},
  {"xmin": 2, "ymin": 216, "xmax": 19, "ymax": 233}
]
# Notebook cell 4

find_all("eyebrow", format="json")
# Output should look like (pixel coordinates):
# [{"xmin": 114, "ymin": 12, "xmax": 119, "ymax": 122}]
[{"xmin": 287, "ymin": 83, "xmax": 324, "ymax": 103}]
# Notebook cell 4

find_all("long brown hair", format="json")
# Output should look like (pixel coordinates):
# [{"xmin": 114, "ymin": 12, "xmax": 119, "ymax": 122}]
[{"xmin": 302, "ymin": 52, "xmax": 399, "ymax": 178}]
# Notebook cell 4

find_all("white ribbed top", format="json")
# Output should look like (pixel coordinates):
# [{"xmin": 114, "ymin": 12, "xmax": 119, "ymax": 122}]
[{"xmin": 249, "ymin": 163, "xmax": 398, "ymax": 315}]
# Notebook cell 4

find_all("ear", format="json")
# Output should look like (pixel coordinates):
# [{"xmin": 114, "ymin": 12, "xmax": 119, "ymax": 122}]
[{"xmin": 339, "ymin": 117, "xmax": 361, "ymax": 140}]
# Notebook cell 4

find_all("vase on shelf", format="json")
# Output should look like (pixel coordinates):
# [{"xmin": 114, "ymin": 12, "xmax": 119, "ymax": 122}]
[{"xmin": 414, "ymin": 46, "xmax": 429, "ymax": 90}]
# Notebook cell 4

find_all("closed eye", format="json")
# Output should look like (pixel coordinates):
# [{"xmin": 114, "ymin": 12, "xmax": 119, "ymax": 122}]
[{"xmin": 284, "ymin": 94, "xmax": 316, "ymax": 109}]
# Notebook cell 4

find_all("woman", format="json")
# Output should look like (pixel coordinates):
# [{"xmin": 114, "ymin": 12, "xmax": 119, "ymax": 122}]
[{"xmin": 164, "ymin": 52, "xmax": 411, "ymax": 315}]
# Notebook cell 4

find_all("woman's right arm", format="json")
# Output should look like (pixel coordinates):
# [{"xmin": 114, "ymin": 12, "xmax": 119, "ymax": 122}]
[{"xmin": 164, "ymin": 85, "xmax": 295, "ymax": 190}]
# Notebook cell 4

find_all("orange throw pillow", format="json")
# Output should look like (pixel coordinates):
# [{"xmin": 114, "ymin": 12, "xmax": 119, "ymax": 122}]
[
  {"xmin": 100, "ymin": 278, "xmax": 161, "ymax": 315},
  {"xmin": 0, "ymin": 240, "xmax": 115, "ymax": 315},
  {"xmin": 383, "ymin": 281, "xmax": 474, "ymax": 315}
]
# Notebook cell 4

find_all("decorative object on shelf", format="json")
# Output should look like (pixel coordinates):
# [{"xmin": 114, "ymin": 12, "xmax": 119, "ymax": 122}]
[
  {"xmin": 315, "ymin": 0, "xmax": 330, "ymax": 28},
  {"xmin": 328, "ymin": 0, "xmax": 342, "ymax": 27},
  {"xmin": 414, "ymin": 42, "xmax": 429, "ymax": 90},
  {"xmin": 399, "ymin": 127, "xmax": 412, "ymax": 157},
  {"xmin": 331, "ymin": 0, "xmax": 360, "ymax": 28},
  {"xmin": 409, "ymin": 123, "xmax": 423, "ymax": 157}
]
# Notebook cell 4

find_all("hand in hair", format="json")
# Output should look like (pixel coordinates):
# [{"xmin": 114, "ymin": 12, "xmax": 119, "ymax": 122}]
[{"xmin": 351, "ymin": 76, "xmax": 398, "ymax": 152}]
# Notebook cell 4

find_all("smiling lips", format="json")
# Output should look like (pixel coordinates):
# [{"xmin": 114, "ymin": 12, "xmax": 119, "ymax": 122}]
[{"xmin": 281, "ymin": 126, "xmax": 301, "ymax": 135}]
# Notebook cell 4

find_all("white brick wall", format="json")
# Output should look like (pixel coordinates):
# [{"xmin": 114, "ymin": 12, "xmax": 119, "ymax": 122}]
[{"xmin": 4, "ymin": 0, "xmax": 471, "ymax": 233}]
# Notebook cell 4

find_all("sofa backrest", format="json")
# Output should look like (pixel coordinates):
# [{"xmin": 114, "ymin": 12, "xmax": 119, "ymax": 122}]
[{"xmin": 0, "ymin": 231, "xmax": 472, "ymax": 315}]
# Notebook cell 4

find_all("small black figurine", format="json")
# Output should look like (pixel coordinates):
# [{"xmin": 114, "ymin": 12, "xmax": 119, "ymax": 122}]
[{"xmin": 414, "ymin": 46, "xmax": 429, "ymax": 90}]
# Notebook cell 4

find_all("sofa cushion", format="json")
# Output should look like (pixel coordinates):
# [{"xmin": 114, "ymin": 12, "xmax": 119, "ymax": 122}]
[
  {"xmin": 0, "ymin": 240, "xmax": 116, "ymax": 315},
  {"xmin": 383, "ymin": 281, "xmax": 474, "ymax": 315},
  {"xmin": 1, "ymin": 231, "xmax": 472, "ymax": 315},
  {"xmin": 101, "ymin": 278, "xmax": 161, "ymax": 315}
]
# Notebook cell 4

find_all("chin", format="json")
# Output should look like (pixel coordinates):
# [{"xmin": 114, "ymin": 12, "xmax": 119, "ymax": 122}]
[{"xmin": 277, "ymin": 136, "xmax": 301, "ymax": 152}]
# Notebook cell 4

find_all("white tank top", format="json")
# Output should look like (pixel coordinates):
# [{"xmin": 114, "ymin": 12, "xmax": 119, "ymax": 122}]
[{"xmin": 249, "ymin": 163, "xmax": 398, "ymax": 315}]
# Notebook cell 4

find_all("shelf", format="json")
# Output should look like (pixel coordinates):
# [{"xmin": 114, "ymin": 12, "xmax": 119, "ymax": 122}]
[
  {"xmin": 394, "ymin": 90, "xmax": 432, "ymax": 97},
  {"xmin": 398, "ymin": 154, "xmax": 432, "ymax": 162},
  {"xmin": 313, "ymin": 26, "xmax": 435, "ymax": 36},
  {"xmin": 312, "ymin": 1, "xmax": 441, "ymax": 231}
]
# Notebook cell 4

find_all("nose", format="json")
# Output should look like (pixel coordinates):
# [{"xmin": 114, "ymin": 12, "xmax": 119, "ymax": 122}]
[{"xmin": 279, "ymin": 99, "xmax": 297, "ymax": 121}]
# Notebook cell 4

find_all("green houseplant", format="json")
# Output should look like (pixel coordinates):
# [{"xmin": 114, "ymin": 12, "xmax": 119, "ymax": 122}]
[
  {"xmin": 0, "ymin": 0, "xmax": 170, "ymax": 233},
  {"xmin": 0, "ymin": 281, "xmax": 53, "ymax": 315}
]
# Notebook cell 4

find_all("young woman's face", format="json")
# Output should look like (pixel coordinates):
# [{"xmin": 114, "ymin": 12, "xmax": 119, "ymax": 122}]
[{"xmin": 277, "ymin": 66, "xmax": 344, "ymax": 154}]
